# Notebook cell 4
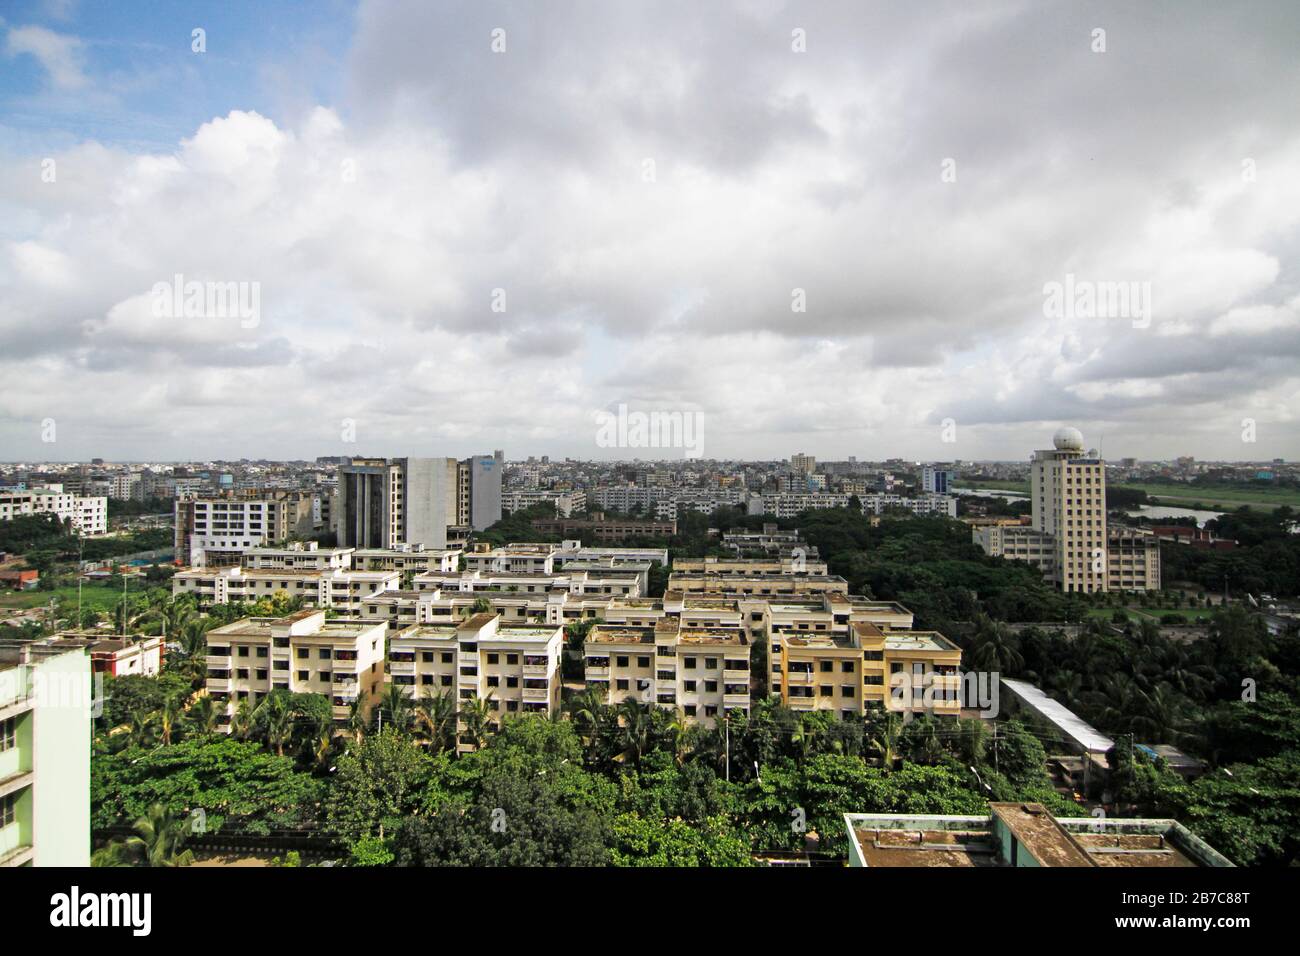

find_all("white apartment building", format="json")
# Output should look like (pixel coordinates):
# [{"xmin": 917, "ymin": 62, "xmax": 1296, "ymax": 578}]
[
  {"xmin": 501, "ymin": 489, "xmax": 587, "ymax": 517},
  {"xmin": 175, "ymin": 493, "xmax": 315, "ymax": 567},
  {"xmin": 204, "ymin": 610, "xmax": 386, "ymax": 727},
  {"xmin": 0, "ymin": 487, "xmax": 107, "ymax": 535},
  {"xmin": 388, "ymin": 613, "xmax": 563, "ymax": 750},
  {"xmin": 860, "ymin": 493, "xmax": 958, "ymax": 518},
  {"xmin": 173, "ymin": 566, "xmax": 400, "ymax": 611}
]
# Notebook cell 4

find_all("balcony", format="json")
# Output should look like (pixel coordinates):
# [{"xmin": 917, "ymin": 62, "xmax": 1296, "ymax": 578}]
[
  {"xmin": 522, "ymin": 662, "xmax": 551, "ymax": 678},
  {"xmin": 723, "ymin": 693, "xmax": 750, "ymax": 709},
  {"xmin": 521, "ymin": 684, "xmax": 550, "ymax": 703},
  {"xmin": 205, "ymin": 655, "xmax": 232, "ymax": 668},
  {"xmin": 784, "ymin": 670, "xmax": 815, "ymax": 685},
  {"xmin": 207, "ymin": 678, "xmax": 232, "ymax": 693},
  {"xmin": 585, "ymin": 665, "xmax": 610, "ymax": 679},
  {"xmin": 388, "ymin": 660, "xmax": 415, "ymax": 676},
  {"xmin": 723, "ymin": 667, "xmax": 749, "ymax": 682}
]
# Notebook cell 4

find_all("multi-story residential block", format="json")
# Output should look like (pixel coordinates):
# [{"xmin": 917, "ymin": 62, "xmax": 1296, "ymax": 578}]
[
  {"xmin": 204, "ymin": 610, "xmax": 386, "ymax": 728},
  {"xmin": 173, "ymin": 565, "xmax": 400, "ymax": 611},
  {"xmin": 0, "ymin": 640, "xmax": 91, "ymax": 866},
  {"xmin": 0, "ymin": 486, "xmax": 107, "ymax": 535},
  {"xmin": 860, "ymin": 493, "xmax": 957, "ymax": 518},
  {"xmin": 531, "ymin": 513, "xmax": 677, "ymax": 541},
  {"xmin": 174, "ymin": 491, "xmax": 316, "ymax": 567},
  {"xmin": 771, "ymin": 621, "xmax": 962, "ymax": 717},
  {"xmin": 241, "ymin": 542, "xmax": 355, "ymax": 571},
  {"xmin": 672, "ymin": 555, "xmax": 830, "ymax": 576},
  {"xmin": 790, "ymin": 453, "xmax": 817, "ymax": 475},
  {"xmin": 349, "ymin": 547, "xmax": 462, "ymax": 574},
  {"xmin": 387, "ymin": 613, "xmax": 562, "ymax": 750},
  {"xmin": 51, "ymin": 633, "xmax": 164, "ymax": 677},
  {"xmin": 501, "ymin": 489, "xmax": 587, "ymax": 517},
  {"xmin": 583, "ymin": 621, "xmax": 751, "ymax": 727}
]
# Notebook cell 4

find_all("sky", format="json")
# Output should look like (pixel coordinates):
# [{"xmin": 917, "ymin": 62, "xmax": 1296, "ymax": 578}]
[{"xmin": 1, "ymin": 0, "xmax": 1298, "ymax": 464}]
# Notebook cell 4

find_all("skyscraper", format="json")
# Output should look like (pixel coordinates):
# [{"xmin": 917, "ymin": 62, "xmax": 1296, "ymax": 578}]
[{"xmin": 1030, "ymin": 427, "xmax": 1107, "ymax": 594}]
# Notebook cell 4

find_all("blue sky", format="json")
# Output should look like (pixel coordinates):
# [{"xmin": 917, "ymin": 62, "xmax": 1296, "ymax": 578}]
[{"xmin": 1, "ymin": 0, "xmax": 354, "ymax": 151}]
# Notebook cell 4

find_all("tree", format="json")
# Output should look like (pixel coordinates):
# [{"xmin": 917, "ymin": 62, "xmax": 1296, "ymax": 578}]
[{"xmin": 324, "ymin": 728, "xmax": 437, "ymax": 844}]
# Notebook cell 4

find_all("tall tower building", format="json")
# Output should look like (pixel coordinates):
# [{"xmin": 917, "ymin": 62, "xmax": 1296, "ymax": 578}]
[{"xmin": 1030, "ymin": 427, "xmax": 1107, "ymax": 594}]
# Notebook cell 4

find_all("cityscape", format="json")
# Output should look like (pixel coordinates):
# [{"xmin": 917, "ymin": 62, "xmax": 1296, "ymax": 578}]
[{"xmin": 0, "ymin": 0, "xmax": 1294, "ymax": 933}]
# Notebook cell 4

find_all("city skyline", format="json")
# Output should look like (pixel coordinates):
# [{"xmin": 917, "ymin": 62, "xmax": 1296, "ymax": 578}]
[{"xmin": 2, "ymin": 1, "xmax": 1298, "ymax": 461}]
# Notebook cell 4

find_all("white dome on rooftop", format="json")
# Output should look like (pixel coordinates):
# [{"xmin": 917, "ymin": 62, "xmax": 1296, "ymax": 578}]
[{"xmin": 1053, "ymin": 426, "xmax": 1085, "ymax": 451}]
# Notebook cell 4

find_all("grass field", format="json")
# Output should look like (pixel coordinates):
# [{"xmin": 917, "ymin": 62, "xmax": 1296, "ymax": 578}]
[
  {"xmin": 957, "ymin": 479, "xmax": 1296, "ymax": 512},
  {"xmin": 1113, "ymin": 483, "xmax": 1299, "ymax": 513},
  {"xmin": 0, "ymin": 583, "xmax": 129, "ymax": 612}
]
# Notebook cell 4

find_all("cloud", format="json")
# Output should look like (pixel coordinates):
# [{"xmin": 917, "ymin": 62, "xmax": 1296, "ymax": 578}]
[
  {"xmin": 1, "ymin": 0, "xmax": 1299, "ymax": 461},
  {"xmin": 5, "ymin": 24, "xmax": 87, "ymax": 90}
]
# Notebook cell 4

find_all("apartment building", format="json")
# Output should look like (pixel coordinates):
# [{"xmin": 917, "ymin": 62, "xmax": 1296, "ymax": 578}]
[
  {"xmin": 0, "ymin": 641, "xmax": 91, "ymax": 866},
  {"xmin": 204, "ymin": 610, "xmax": 386, "ymax": 728},
  {"xmin": 0, "ymin": 486, "xmax": 107, "ymax": 535},
  {"xmin": 173, "ymin": 565, "xmax": 400, "ymax": 611},
  {"xmin": 241, "ymin": 542, "xmax": 355, "ymax": 571},
  {"xmin": 922, "ymin": 466, "xmax": 955, "ymax": 494},
  {"xmin": 502, "ymin": 489, "xmax": 587, "ymax": 517},
  {"xmin": 860, "ymin": 493, "xmax": 958, "ymax": 518},
  {"xmin": 174, "ymin": 491, "xmax": 316, "ymax": 567},
  {"xmin": 1106, "ymin": 527, "xmax": 1162, "ymax": 592},
  {"xmin": 532, "ymin": 514, "xmax": 677, "ymax": 541},
  {"xmin": 771, "ymin": 620, "xmax": 962, "ymax": 718},
  {"xmin": 584, "ymin": 621, "xmax": 751, "ymax": 727},
  {"xmin": 387, "ymin": 613, "xmax": 562, "ymax": 750},
  {"xmin": 350, "ymin": 547, "xmax": 461, "ymax": 574},
  {"xmin": 673, "ymin": 555, "xmax": 830, "ymax": 576}
]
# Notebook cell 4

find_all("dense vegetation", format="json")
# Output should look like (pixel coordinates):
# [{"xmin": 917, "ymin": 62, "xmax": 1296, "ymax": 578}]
[{"xmin": 0, "ymin": 513, "xmax": 172, "ymax": 573}]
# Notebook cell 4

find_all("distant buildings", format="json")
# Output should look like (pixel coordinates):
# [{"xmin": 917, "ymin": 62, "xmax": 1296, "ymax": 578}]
[
  {"xmin": 531, "ymin": 512, "xmax": 676, "ymax": 541},
  {"xmin": 174, "ymin": 490, "xmax": 319, "ymax": 567}
]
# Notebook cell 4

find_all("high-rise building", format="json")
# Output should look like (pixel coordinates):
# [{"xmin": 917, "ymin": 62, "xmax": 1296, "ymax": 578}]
[
  {"xmin": 790, "ymin": 453, "xmax": 816, "ymax": 475},
  {"xmin": 336, "ymin": 455, "xmax": 504, "ymax": 550},
  {"xmin": 921, "ymin": 465, "xmax": 954, "ymax": 494},
  {"xmin": 1030, "ymin": 427, "xmax": 1107, "ymax": 594}
]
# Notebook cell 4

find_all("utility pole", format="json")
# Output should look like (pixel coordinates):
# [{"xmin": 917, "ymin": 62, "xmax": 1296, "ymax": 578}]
[
  {"xmin": 724, "ymin": 713, "xmax": 730, "ymax": 784},
  {"xmin": 77, "ymin": 534, "xmax": 84, "ymax": 629}
]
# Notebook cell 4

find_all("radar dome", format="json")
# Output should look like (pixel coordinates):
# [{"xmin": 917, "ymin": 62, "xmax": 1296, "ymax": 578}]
[{"xmin": 1052, "ymin": 426, "xmax": 1085, "ymax": 451}]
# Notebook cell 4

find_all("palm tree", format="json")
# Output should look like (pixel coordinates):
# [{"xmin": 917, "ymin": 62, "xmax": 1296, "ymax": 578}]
[
  {"xmin": 254, "ymin": 693, "xmax": 294, "ymax": 756},
  {"xmin": 187, "ymin": 695, "xmax": 219, "ymax": 736},
  {"xmin": 310, "ymin": 715, "xmax": 337, "ymax": 773},
  {"xmin": 378, "ymin": 685, "xmax": 414, "ymax": 735},
  {"xmin": 230, "ymin": 698, "xmax": 255, "ymax": 740},
  {"xmin": 458, "ymin": 693, "xmax": 495, "ymax": 751},
  {"xmin": 866, "ymin": 712, "xmax": 903, "ymax": 773},
  {"xmin": 128, "ymin": 709, "xmax": 158, "ymax": 749},
  {"xmin": 157, "ymin": 697, "xmax": 183, "ymax": 749},
  {"xmin": 564, "ymin": 687, "xmax": 606, "ymax": 745},
  {"xmin": 664, "ymin": 709, "xmax": 694, "ymax": 766},
  {"xmin": 344, "ymin": 695, "xmax": 368, "ymax": 745},
  {"xmin": 614, "ymin": 698, "xmax": 652, "ymax": 771},
  {"xmin": 124, "ymin": 804, "xmax": 195, "ymax": 867},
  {"xmin": 414, "ymin": 689, "xmax": 458, "ymax": 752}
]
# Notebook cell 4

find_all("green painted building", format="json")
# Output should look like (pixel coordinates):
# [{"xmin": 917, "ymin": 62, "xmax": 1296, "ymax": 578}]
[{"xmin": 0, "ymin": 641, "xmax": 92, "ymax": 867}]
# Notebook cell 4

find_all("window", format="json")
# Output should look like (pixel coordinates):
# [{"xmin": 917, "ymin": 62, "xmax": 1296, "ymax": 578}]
[
  {"xmin": 487, "ymin": 653, "xmax": 499, "ymax": 665},
  {"xmin": 0, "ymin": 791, "xmax": 15, "ymax": 828},
  {"xmin": 0, "ymin": 716, "xmax": 14, "ymax": 752}
]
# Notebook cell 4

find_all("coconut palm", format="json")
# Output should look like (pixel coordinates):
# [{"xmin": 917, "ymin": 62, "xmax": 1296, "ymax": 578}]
[
  {"xmin": 157, "ymin": 696, "xmax": 183, "ymax": 746},
  {"xmin": 230, "ymin": 698, "xmax": 255, "ymax": 740},
  {"xmin": 187, "ymin": 695, "xmax": 220, "ymax": 736},
  {"xmin": 377, "ymin": 684, "xmax": 415, "ymax": 735},
  {"xmin": 414, "ymin": 688, "xmax": 458, "ymax": 752},
  {"xmin": 254, "ymin": 692, "xmax": 294, "ymax": 756},
  {"xmin": 564, "ymin": 687, "xmax": 607, "ymax": 745},
  {"xmin": 124, "ymin": 804, "xmax": 195, "ymax": 867},
  {"xmin": 344, "ymin": 695, "xmax": 368, "ymax": 745},
  {"xmin": 457, "ymin": 693, "xmax": 495, "ymax": 751},
  {"xmin": 614, "ymin": 698, "xmax": 653, "ymax": 771}
]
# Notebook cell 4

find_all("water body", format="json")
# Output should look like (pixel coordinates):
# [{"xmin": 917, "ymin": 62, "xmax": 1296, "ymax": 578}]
[{"xmin": 956, "ymin": 487, "xmax": 1222, "ymax": 526}]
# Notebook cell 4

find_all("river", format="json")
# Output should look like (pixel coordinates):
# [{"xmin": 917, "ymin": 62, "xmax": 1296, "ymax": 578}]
[{"xmin": 955, "ymin": 487, "xmax": 1223, "ymax": 527}]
